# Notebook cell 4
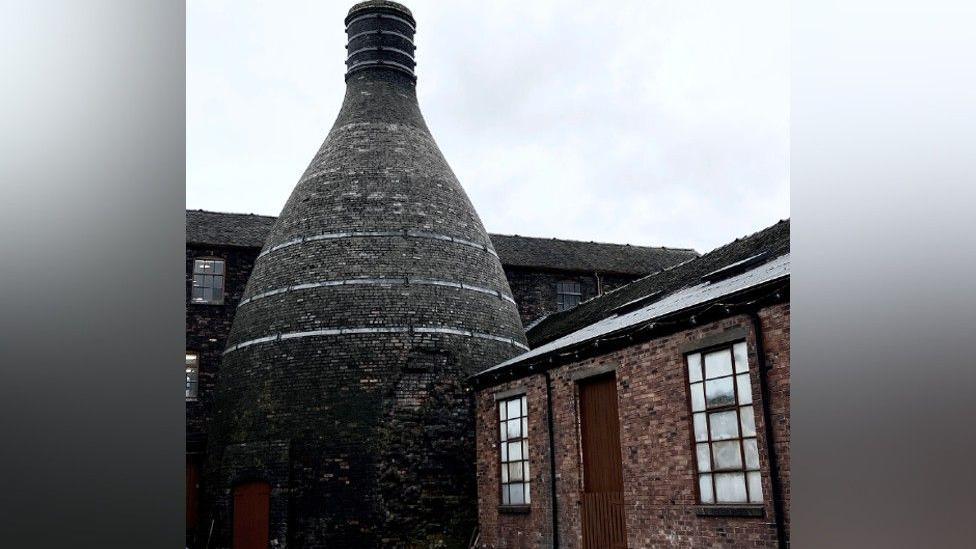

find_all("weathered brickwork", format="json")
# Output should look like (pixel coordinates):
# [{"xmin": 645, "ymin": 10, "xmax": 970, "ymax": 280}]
[
  {"xmin": 504, "ymin": 269, "xmax": 597, "ymax": 326},
  {"xmin": 187, "ymin": 252, "xmax": 652, "ymax": 448},
  {"xmin": 759, "ymin": 303, "xmax": 790, "ymax": 539},
  {"xmin": 504, "ymin": 268, "xmax": 642, "ymax": 326},
  {"xmin": 475, "ymin": 373, "xmax": 555, "ymax": 548},
  {"xmin": 475, "ymin": 305, "xmax": 791, "ymax": 548},
  {"xmin": 185, "ymin": 245, "xmax": 259, "ymax": 447},
  {"xmin": 185, "ymin": 245, "xmax": 259, "ymax": 548},
  {"xmin": 186, "ymin": 208, "xmax": 690, "ymax": 335},
  {"xmin": 185, "ymin": 232, "xmax": 678, "ymax": 546},
  {"xmin": 203, "ymin": 3, "xmax": 526, "ymax": 546}
]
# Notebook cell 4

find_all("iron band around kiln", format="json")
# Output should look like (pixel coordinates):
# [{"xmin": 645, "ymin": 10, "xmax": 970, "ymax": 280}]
[
  {"xmin": 224, "ymin": 326, "xmax": 530, "ymax": 355},
  {"xmin": 256, "ymin": 230, "xmax": 499, "ymax": 259},
  {"xmin": 238, "ymin": 277, "xmax": 517, "ymax": 308}
]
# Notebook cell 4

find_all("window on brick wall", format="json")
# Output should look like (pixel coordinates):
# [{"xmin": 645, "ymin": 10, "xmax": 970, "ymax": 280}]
[
  {"xmin": 556, "ymin": 280, "xmax": 581, "ymax": 311},
  {"xmin": 191, "ymin": 258, "xmax": 225, "ymax": 304},
  {"xmin": 498, "ymin": 394, "xmax": 530, "ymax": 505},
  {"xmin": 186, "ymin": 353, "xmax": 199, "ymax": 400},
  {"xmin": 686, "ymin": 342, "xmax": 763, "ymax": 504}
]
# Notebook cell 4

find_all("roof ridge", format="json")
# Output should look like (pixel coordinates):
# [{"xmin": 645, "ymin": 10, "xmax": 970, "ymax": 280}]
[
  {"xmin": 524, "ymin": 218, "xmax": 790, "ymax": 346},
  {"xmin": 187, "ymin": 208, "xmax": 277, "ymax": 219},
  {"xmin": 599, "ymin": 219, "xmax": 791, "ymax": 297},
  {"xmin": 186, "ymin": 210, "xmax": 701, "ymax": 255},
  {"xmin": 488, "ymin": 232, "xmax": 698, "ymax": 253},
  {"xmin": 697, "ymin": 218, "xmax": 790, "ymax": 256}
]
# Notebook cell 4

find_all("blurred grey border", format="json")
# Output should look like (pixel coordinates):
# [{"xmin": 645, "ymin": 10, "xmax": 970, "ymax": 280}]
[
  {"xmin": 1, "ymin": 0, "xmax": 974, "ymax": 547},
  {"xmin": 792, "ymin": 0, "xmax": 976, "ymax": 546},
  {"xmin": 0, "ymin": 1, "xmax": 185, "ymax": 547}
]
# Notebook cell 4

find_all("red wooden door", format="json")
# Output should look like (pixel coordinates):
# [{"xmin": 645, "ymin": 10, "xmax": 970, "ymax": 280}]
[
  {"xmin": 579, "ymin": 374, "xmax": 627, "ymax": 549},
  {"xmin": 233, "ymin": 481, "xmax": 270, "ymax": 549},
  {"xmin": 186, "ymin": 456, "xmax": 199, "ymax": 531}
]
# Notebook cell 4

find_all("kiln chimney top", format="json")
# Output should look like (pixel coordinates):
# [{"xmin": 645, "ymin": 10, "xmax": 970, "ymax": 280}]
[
  {"xmin": 345, "ymin": 1, "xmax": 417, "ymax": 81},
  {"xmin": 347, "ymin": 0, "xmax": 413, "ymax": 20}
]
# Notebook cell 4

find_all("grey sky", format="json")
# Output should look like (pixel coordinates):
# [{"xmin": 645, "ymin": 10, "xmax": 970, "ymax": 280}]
[{"xmin": 187, "ymin": 0, "xmax": 788, "ymax": 253}]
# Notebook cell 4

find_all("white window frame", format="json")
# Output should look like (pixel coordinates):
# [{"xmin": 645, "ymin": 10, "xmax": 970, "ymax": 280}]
[
  {"xmin": 186, "ymin": 353, "xmax": 199, "ymax": 400},
  {"xmin": 686, "ymin": 341, "xmax": 763, "ymax": 505},
  {"xmin": 498, "ymin": 394, "xmax": 531, "ymax": 506},
  {"xmin": 191, "ymin": 258, "xmax": 225, "ymax": 305}
]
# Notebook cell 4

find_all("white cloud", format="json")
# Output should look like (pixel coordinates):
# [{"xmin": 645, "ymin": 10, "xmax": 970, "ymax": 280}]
[{"xmin": 187, "ymin": 0, "xmax": 788, "ymax": 252}]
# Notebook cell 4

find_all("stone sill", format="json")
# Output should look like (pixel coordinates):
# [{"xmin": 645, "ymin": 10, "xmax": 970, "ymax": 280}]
[
  {"xmin": 497, "ymin": 505, "xmax": 531, "ymax": 515},
  {"xmin": 696, "ymin": 505, "xmax": 765, "ymax": 518}
]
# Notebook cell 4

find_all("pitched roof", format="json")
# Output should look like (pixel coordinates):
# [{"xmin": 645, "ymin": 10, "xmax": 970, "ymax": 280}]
[
  {"xmin": 525, "ymin": 219, "xmax": 790, "ymax": 348},
  {"xmin": 476, "ymin": 252, "xmax": 789, "ymax": 380},
  {"xmin": 186, "ymin": 209, "xmax": 698, "ymax": 275},
  {"xmin": 186, "ymin": 210, "xmax": 276, "ymax": 248},
  {"xmin": 488, "ymin": 233, "xmax": 697, "ymax": 275}
]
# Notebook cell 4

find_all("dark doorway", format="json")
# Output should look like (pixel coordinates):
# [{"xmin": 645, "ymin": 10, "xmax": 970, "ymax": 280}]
[
  {"xmin": 233, "ymin": 481, "xmax": 270, "ymax": 549},
  {"xmin": 578, "ymin": 373, "xmax": 627, "ymax": 549}
]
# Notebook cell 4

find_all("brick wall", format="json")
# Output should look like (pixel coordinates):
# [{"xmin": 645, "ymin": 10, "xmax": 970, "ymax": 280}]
[
  {"xmin": 504, "ymin": 268, "xmax": 640, "ymax": 326},
  {"xmin": 184, "ymin": 244, "xmax": 259, "ymax": 546},
  {"xmin": 475, "ymin": 304, "xmax": 790, "ymax": 548},
  {"xmin": 185, "ymin": 245, "xmax": 260, "ymax": 444},
  {"xmin": 475, "ymin": 373, "xmax": 554, "ymax": 548},
  {"xmin": 760, "ymin": 303, "xmax": 790, "ymax": 540},
  {"xmin": 185, "ymin": 251, "xmax": 638, "ymax": 447}
]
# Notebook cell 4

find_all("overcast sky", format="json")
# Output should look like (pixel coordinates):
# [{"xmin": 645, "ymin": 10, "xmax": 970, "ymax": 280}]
[{"xmin": 187, "ymin": 0, "xmax": 788, "ymax": 253}]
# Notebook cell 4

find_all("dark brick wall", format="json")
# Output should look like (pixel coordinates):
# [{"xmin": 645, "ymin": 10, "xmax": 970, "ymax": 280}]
[
  {"xmin": 475, "ymin": 304, "xmax": 790, "ymax": 548},
  {"xmin": 185, "ymin": 244, "xmax": 259, "ymax": 547},
  {"xmin": 185, "ymin": 249, "xmax": 661, "ymax": 546},
  {"xmin": 203, "ymin": 8, "xmax": 527, "ymax": 542},
  {"xmin": 185, "ymin": 244, "xmax": 260, "ymax": 445},
  {"xmin": 503, "ymin": 267, "xmax": 641, "ymax": 326}
]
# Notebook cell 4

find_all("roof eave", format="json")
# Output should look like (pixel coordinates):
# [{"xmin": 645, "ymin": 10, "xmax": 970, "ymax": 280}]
[
  {"xmin": 496, "ymin": 263, "xmax": 692, "ymax": 277},
  {"xmin": 470, "ymin": 275, "xmax": 789, "ymax": 389},
  {"xmin": 186, "ymin": 240, "xmax": 266, "ymax": 250}
]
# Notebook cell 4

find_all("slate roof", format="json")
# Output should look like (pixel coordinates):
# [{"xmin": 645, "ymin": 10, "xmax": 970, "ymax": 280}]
[
  {"xmin": 476, "ymin": 252, "xmax": 790, "ymax": 380},
  {"xmin": 186, "ymin": 209, "xmax": 276, "ymax": 248},
  {"xmin": 488, "ymin": 233, "xmax": 697, "ymax": 275},
  {"xmin": 186, "ymin": 209, "xmax": 698, "ymax": 275},
  {"xmin": 525, "ymin": 219, "xmax": 790, "ymax": 348}
]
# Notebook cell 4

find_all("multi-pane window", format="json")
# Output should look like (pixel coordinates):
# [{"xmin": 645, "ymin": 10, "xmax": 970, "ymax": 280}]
[
  {"xmin": 556, "ymin": 281, "xmax": 581, "ymax": 311},
  {"xmin": 185, "ymin": 353, "xmax": 199, "ymax": 400},
  {"xmin": 498, "ymin": 394, "xmax": 531, "ymax": 505},
  {"xmin": 686, "ymin": 342, "xmax": 763, "ymax": 504},
  {"xmin": 191, "ymin": 258, "xmax": 225, "ymax": 304}
]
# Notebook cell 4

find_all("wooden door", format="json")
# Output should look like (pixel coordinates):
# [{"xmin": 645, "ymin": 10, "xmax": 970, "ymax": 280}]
[
  {"xmin": 233, "ymin": 481, "xmax": 270, "ymax": 549},
  {"xmin": 579, "ymin": 374, "xmax": 627, "ymax": 549},
  {"xmin": 186, "ymin": 456, "xmax": 199, "ymax": 531}
]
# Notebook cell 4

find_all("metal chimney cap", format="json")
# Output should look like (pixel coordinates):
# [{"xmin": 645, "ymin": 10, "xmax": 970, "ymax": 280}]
[{"xmin": 346, "ymin": 1, "xmax": 414, "ymax": 25}]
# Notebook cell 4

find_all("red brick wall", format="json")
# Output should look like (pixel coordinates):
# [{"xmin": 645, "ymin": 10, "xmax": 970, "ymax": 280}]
[
  {"xmin": 760, "ymin": 303, "xmax": 790, "ymax": 541},
  {"xmin": 476, "ymin": 373, "xmax": 555, "ymax": 548},
  {"xmin": 475, "ymin": 304, "xmax": 790, "ymax": 548}
]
